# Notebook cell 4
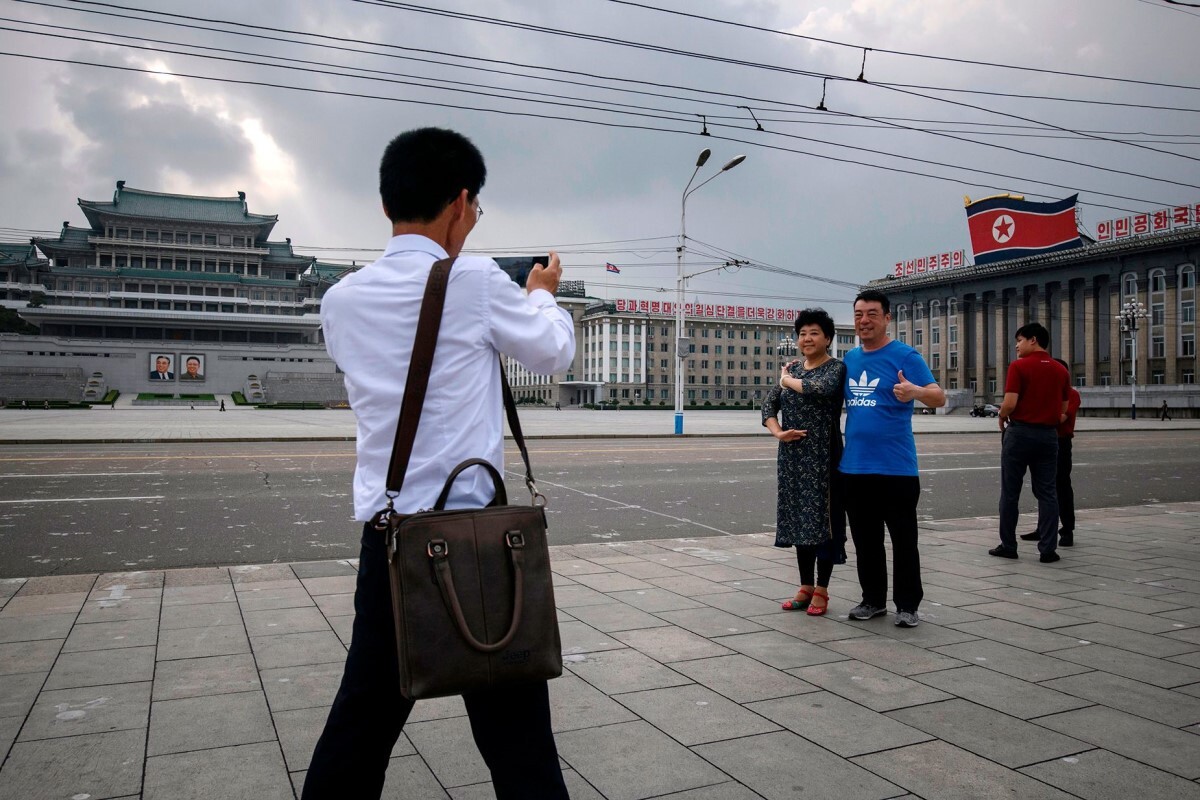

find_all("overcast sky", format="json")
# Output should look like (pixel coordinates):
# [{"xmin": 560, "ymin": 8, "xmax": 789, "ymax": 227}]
[{"xmin": 1, "ymin": 0, "xmax": 1197, "ymax": 321}]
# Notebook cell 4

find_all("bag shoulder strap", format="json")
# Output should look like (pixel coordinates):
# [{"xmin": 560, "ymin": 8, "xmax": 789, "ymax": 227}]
[{"xmin": 384, "ymin": 258, "xmax": 540, "ymax": 502}]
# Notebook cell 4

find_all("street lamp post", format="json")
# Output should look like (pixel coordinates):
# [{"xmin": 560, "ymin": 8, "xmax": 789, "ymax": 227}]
[
  {"xmin": 674, "ymin": 149, "xmax": 746, "ymax": 435},
  {"xmin": 1120, "ymin": 299, "xmax": 1148, "ymax": 419}
]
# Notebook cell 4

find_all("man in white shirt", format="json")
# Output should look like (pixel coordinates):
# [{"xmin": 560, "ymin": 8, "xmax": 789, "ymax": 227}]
[{"xmin": 303, "ymin": 128, "xmax": 574, "ymax": 800}]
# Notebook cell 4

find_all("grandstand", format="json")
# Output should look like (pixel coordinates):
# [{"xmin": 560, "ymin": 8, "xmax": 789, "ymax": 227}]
[{"xmin": 0, "ymin": 366, "xmax": 85, "ymax": 405}]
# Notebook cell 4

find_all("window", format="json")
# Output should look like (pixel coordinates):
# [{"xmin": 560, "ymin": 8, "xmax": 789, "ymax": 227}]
[
  {"xmin": 1180, "ymin": 265, "xmax": 1195, "ymax": 290},
  {"xmin": 932, "ymin": 352, "xmax": 940, "ymax": 368},
  {"xmin": 1183, "ymin": 334, "xmax": 1196, "ymax": 357},
  {"xmin": 915, "ymin": 329, "xmax": 924, "ymax": 346},
  {"xmin": 949, "ymin": 352, "xmax": 958, "ymax": 369},
  {"xmin": 1151, "ymin": 335, "xmax": 1165, "ymax": 358},
  {"xmin": 1183, "ymin": 301, "xmax": 1196, "ymax": 324},
  {"xmin": 1151, "ymin": 271, "xmax": 1166, "ymax": 292},
  {"xmin": 1122, "ymin": 273, "xmax": 1137, "ymax": 298},
  {"xmin": 897, "ymin": 305, "xmax": 908, "ymax": 323},
  {"xmin": 1100, "ymin": 374, "xmax": 1111, "ymax": 386},
  {"xmin": 931, "ymin": 327, "xmax": 941, "ymax": 345},
  {"xmin": 1183, "ymin": 370, "xmax": 1195, "ymax": 384},
  {"xmin": 1151, "ymin": 372, "xmax": 1165, "ymax": 385}
]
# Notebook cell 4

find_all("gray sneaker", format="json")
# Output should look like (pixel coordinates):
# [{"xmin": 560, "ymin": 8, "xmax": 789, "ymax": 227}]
[
  {"xmin": 848, "ymin": 603, "xmax": 886, "ymax": 621},
  {"xmin": 894, "ymin": 610, "xmax": 920, "ymax": 628}
]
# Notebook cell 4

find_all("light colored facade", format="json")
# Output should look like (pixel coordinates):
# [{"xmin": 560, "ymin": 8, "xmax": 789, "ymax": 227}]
[{"xmin": 869, "ymin": 226, "xmax": 1199, "ymax": 415}]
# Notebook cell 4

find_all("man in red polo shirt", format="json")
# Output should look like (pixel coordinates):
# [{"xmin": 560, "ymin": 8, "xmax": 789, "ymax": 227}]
[
  {"xmin": 1022, "ymin": 358, "xmax": 1081, "ymax": 547},
  {"xmin": 989, "ymin": 323, "xmax": 1070, "ymax": 563}
]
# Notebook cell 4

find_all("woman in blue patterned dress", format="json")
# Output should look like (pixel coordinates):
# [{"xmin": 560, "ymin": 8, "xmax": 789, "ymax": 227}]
[{"xmin": 761, "ymin": 308, "xmax": 847, "ymax": 616}]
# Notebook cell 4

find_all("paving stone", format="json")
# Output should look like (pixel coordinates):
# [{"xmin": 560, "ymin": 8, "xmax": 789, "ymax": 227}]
[
  {"xmin": 1019, "ymin": 748, "xmax": 1200, "ymax": 800},
  {"xmin": 932, "ymin": 639, "xmax": 1092, "ymax": 682},
  {"xmin": 671, "ymin": 653, "xmax": 818, "ymax": 704},
  {"xmin": 913, "ymin": 603, "xmax": 990, "ymax": 626},
  {"xmin": 564, "ymin": 601, "xmax": 672, "ymax": 633},
  {"xmin": 606, "ymin": 587, "xmax": 703, "ymax": 613},
  {"xmin": 96, "ymin": 571, "xmax": 163, "ymax": 591},
  {"xmin": 0, "ymin": 670, "xmax": 46, "ymax": 718},
  {"xmin": 45, "ymin": 644, "xmax": 155, "ymax": 690},
  {"xmin": 695, "ymin": 729, "xmax": 904, "ymax": 800},
  {"xmin": 559, "ymin": 620, "xmax": 626, "ymax": 656},
  {"xmin": 854, "ymin": 618, "xmax": 980, "ymax": 648},
  {"xmin": 148, "ymin": 690, "xmax": 275, "ymax": 755},
  {"xmin": 162, "ymin": 583, "xmax": 237, "ymax": 605},
  {"xmin": 1059, "ymin": 588, "xmax": 1187, "ymax": 614},
  {"xmin": 852, "ymin": 740, "xmax": 1076, "ymax": 799},
  {"xmin": 259, "ymin": 661, "xmax": 344, "ymax": 712},
  {"xmin": 746, "ymin": 690, "xmax": 931, "ymax": 757},
  {"xmin": 656, "ymin": 607, "xmax": 768, "ymax": 638},
  {"xmin": 676, "ymin": 564, "xmax": 763, "ymax": 583},
  {"xmin": 229, "ymin": 563, "xmax": 298, "ymax": 584},
  {"xmin": 548, "ymin": 672, "xmax": 639, "ymax": 732},
  {"xmin": 407, "ymin": 693, "xmax": 467, "ymax": 723},
  {"xmin": 76, "ymin": 595, "xmax": 161, "ymax": 624},
  {"xmin": 152, "ymin": 653, "xmax": 262, "ymax": 701},
  {"xmin": 380, "ymin": 753, "xmax": 452, "ymax": 798},
  {"xmin": 406, "ymin": 714, "xmax": 491, "ymax": 788},
  {"xmin": 612, "ymin": 782, "xmax": 763, "ymax": 800},
  {"xmin": 328, "ymin": 613, "xmax": 354, "ymax": 646},
  {"xmin": 750, "ymin": 610, "xmax": 873, "ymax": 643},
  {"xmin": 961, "ymin": 601, "xmax": 1090, "ymax": 629},
  {"xmin": 250, "ymin": 629, "xmax": 347, "ymax": 670},
  {"xmin": 236, "ymin": 586, "xmax": 316, "ymax": 613},
  {"xmin": 712, "ymin": 630, "xmax": 846, "ymax": 670},
  {"xmin": 556, "ymin": 720, "xmax": 730, "ymax": 800},
  {"xmin": 0, "ymin": 714, "xmax": 19, "ymax": 759},
  {"xmin": 564, "ymin": 647, "xmax": 691, "ymax": 694},
  {"xmin": 0, "ymin": 612, "xmax": 76, "ymax": 644},
  {"xmin": 721, "ymin": 576, "xmax": 805, "ymax": 601},
  {"xmin": 14, "ymin": 574, "xmax": 96, "ymax": 596},
  {"xmin": 949, "ymin": 616, "xmax": 1095, "ymax": 652},
  {"xmin": 289, "ymin": 560, "xmax": 357, "ymax": 579},
  {"xmin": 62, "ymin": 617, "xmax": 158, "ymax": 652},
  {"xmin": 312, "ymin": 591, "xmax": 355, "ymax": 616},
  {"xmin": 913, "ymin": 665, "xmax": 1091, "ymax": 719},
  {"xmin": 974, "ymin": 588, "xmax": 1091, "ymax": 611},
  {"xmin": 0, "ymin": 638, "xmax": 61, "ymax": 676},
  {"xmin": 1052, "ymin": 621, "xmax": 1198, "ymax": 658},
  {"xmin": 552, "ymin": 559, "xmax": 617, "ymax": 576},
  {"xmin": 1047, "ymin": 602, "xmax": 1184, "ymax": 633},
  {"xmin": 242, "ymin": 606, "xmax": 329, "ymax": 637},
  {"xmin": 554, "ymin": 584, "xmax": 621, "ymax": 608},
  {"xmin": 823, "ymin": 635, "xmax": 968, "ymax": 675},
  {"xmin": 569, "ymin": 572, "xmax": 656, "ymax": 592},
  {"xmin": 159, "ymin": 600, "xmax": 244, "ymax": 631},
  {"xmin": 0, "ymin": 591, "xmax": 87, "ymax": 617},
  {"xmin": 19, "ymin": 681, "xmax": 150, "ymax": 741},
  {"xmin": 604, "ymin": 560, "xmax": 685, "ymax": 580},
  {"xmin": 273, "ymin": 705, "xmax": 390, "ymax": 773},
  {"xmin": 648, "ymin": 575, "xmax": 740, "ymax": 596},
  {"xmin": 143, "ymin": 741, "xmax": 293, "ymax": 800},
  {"xmin": 887, "ymin": 698, "xmax": 1088, "ymax": 768},
  {"xmin": 614, "ymin": 683, "xmax": 780, "ymax": 745},
  {"xmin": 157, "ymin": 624, "xmax": 250, "ymax": 661},
  {"xmin": 163, "ymin": 567, "xmax": 233, "ymax": 587},
  {"xmin": 789, "ymin": 658, "xmax": 953, "ymax": 712},
  {"xmin": 611, "ymin": 625, "xmax": 734, "ymax": 663},
  {"xmin": 1034, "ymin": 704, "xmax": 1200, "ymax": 778},
  {"xmin": 692, "ymin": 589, "xmax": 787, "ymax": 618},
  {"xmin": 1050, "ymin": 643, "xmax": 1200, "ymax": 688},
  {"xmin": 0, "ymin": 728, "xmax": 144, "ymax": 800}
]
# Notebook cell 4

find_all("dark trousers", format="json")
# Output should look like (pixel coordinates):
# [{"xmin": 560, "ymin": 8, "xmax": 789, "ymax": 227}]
[
  {"xmin": 795, "ymin": 546, "xmax": 834, "ymax": 588},
  {"xmin": 1057, "ymin": 437, "xmax": 1074, "ymax": 534},
  {"xmin": 843, "ymin": 474, "xmax": 923, "ymax": 612},
  {"xmin": 301, "ymin": 524, "xmax": 569, "ymax": 800},
  {"xmin": 999, "ymin": 423, "xmax": 1058, "ymax": 554}
]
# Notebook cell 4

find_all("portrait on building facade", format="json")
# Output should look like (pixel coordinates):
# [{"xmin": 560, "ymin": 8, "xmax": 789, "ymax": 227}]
[
  {"xmin": 149, "ymin": 353, "xmax": 175, "ymax": 381},
  {"xmin": 179, "ymin": 354, "xmax": 206, "ymax": 381}
]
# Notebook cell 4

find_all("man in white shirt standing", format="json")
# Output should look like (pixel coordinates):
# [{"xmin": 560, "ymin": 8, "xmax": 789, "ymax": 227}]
[{"xmin": 303, "ymin": 128, "xmax": 575, "ymax": 800}]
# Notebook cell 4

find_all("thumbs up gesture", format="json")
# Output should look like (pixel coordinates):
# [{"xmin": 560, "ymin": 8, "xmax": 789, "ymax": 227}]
[{"xmin": 893, "ymin": 369, "xmax": 918, "ymax": 402}]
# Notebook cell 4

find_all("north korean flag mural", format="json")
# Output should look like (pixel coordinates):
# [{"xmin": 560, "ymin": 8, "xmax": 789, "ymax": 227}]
[{"xmin": 965, "ymin": 194, "xmax": 1082, "ymax": 265}]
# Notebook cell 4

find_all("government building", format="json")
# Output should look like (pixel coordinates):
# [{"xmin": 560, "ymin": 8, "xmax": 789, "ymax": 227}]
[{"xmin": 868, "ymin": 207, "xmax": 1199, "ymax": 416}]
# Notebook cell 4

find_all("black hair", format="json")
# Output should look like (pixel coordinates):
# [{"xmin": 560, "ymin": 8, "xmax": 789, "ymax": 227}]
[
  {"xmin": 1015, "ymin": 322, "xmax": 1050, "ymax": 348},
  {"xmin": 853, "ymin": 289, "xmax": 891, "ymax": 315},
  {"xmin": 379, "ymin": 127, "xmax": 487, "ymax": 223},
  {"xmin": 1054, "ymin": 357, "xmax": 1068, "ymax": 370},
  {"xmin": 186, "ymin": 356, "xmax": 200, "ymax": 365},
  {"xmin": 794, "ymin": 307, "xmax": 835, "ymax": 341}
]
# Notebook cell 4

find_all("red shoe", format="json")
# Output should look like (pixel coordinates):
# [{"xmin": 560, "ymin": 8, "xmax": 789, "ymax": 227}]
[
  {"xmin": 782, "ymin": 587, "xmax": 814, "ymax": 611},
  {"xmin": 806, "ymin": 588, "xmax": 829, "ymax": 616}
]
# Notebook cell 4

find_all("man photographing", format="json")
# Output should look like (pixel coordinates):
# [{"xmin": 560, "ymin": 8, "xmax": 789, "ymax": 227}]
[{"xmin": 304, "ymin": 128, "xmax": 574, "ymax": 799}]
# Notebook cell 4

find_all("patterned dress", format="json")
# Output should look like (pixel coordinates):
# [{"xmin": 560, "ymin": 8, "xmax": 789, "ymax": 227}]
[{"xmin": 761, "ymin": 358, "xmax": 847, "ymax": 550}]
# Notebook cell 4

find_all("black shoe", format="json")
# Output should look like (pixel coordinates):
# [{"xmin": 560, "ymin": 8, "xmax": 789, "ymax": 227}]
[
  {"xmin": 1019, "ymin": 531, "xmax": 1039, "ymax": 541},
  {"xmin": 1059, "ymin": 531, "xmax": 1074, "ymax": 547},
  {"xmin": 988, "ymin": 545, "xmax": 1018, "ymax": 559},
  {"xmin": 1040, "ymin": 551, "xmax": 1061, "ymax": 563}
]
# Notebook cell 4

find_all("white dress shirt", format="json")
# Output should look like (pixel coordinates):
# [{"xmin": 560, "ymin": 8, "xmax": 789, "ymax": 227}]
[{"xmin": 321, "ymin": 234, "xmax": 576, "ymax": 520}]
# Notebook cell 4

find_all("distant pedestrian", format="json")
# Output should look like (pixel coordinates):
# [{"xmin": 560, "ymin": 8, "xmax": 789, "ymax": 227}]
[
  {"xmin": 43, "ymin": 400, "xmax": 48, "ymax": 410},
  {"xmin": 1022, "ymin": 358, "xmax": 1080, "ymax": 548},
  {"xmin": 554, "ymin": 401, "xmax": 560, "ymax": 410},
  {"xmin": 841, "ymin": 290, "xmax": 945, "ymax": 628},
  {"xmin": 1160, "ymin": 400, "xmax": 1171, "ymax": 421},
  {"xmin": 990, "ymin": 323, "xmax": 1070, "ymax": 564},
  {"xmin": 220, "ymin": 399, "xmax": 226, "ymax": 412}
]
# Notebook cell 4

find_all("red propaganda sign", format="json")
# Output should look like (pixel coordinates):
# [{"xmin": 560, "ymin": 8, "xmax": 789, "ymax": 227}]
[{"xmin": 1096, "ymin": 201, "xmax": 1198, "ymax": 241}]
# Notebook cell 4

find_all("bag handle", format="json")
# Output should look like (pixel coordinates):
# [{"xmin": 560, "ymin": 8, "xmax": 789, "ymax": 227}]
[
  {"xmin": 428, "ymin": 531, "xmax": 526, "ymax": 652},
  {"xmin": 432, "ymin": 458, "xmax": 507, "ymax": 510},
  {"xmin": 382, "ymin": 258, "xmax": 541, "ymax": 510}
]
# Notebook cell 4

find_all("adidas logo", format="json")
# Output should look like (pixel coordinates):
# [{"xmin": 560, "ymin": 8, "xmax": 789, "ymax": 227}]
[{"xmin": 848, "ymin": 371, "xmax": 879, "ymax": 398}]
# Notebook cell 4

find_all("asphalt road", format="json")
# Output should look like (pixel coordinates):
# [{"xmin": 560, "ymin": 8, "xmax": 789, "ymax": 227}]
[{"xmin": 1, "ymin": 431, "xmax": 1196, "ymax": 578}]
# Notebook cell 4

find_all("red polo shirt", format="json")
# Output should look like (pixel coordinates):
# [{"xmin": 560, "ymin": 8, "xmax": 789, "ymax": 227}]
[
  {"xmin": 1058, "ymin": 387, "xmax": 1081, "ymax": 438},
  {"xmin": 1005, "ymin": 351, "xmax": 1070, "ymax": 426}
]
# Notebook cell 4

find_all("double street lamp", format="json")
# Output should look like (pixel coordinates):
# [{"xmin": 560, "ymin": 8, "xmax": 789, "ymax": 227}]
[
  {"xmin": 674, "ymin": 148, "xmax": 746, "ymax": 435},
  {"xmin": 1120, "ymin": 299, "xmax": 1148, "ymax": 419}
]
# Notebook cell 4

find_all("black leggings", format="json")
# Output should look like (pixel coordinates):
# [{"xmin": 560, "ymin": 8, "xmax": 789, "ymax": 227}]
[{"xmin": 796, "ymin": 545, "xmax": 833, "ymax": 588}]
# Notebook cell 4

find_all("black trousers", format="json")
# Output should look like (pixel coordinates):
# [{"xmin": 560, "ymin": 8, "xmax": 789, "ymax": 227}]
[
  {"xmin": 301, "ymin": 523, "xmax": 569, "ymax": 800},
  {"xmin": 843, "ymin": 474, "xmax": 923, "ymax": 613},
  {"xmin": 1057, "ymin": 437, "xmax": 1074, "ymax": 534},
  {"xmin": 999, "ymin": 423, "xmax": 1058, "ymax": 554}
]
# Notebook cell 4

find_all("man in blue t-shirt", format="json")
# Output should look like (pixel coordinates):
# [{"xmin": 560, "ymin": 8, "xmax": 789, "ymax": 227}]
[{"xmin": 841, "ymin": 289, "xmax": 945, "ymax": 628}]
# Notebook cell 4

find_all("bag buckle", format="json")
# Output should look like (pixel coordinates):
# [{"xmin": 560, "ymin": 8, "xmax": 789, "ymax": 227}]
[
  {"xmin": 526, "ymin": 478, "xmax": 547, "ymax": 508},
  {"xmin": 427, "ymin": 539, "xmax": 448, "ymax": 558},
  {"xmin": 505, "ymin": 530, "xmax": 525, "ymax": 549}
]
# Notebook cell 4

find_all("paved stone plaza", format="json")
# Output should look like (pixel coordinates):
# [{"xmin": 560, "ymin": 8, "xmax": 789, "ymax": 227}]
[{"xmin": 0, "ymin": 501, "xmax": 1197, "ymax": 799}]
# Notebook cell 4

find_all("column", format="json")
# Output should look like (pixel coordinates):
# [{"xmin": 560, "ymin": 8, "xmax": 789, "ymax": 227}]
[
  {"xmin": 974, "ymin": 296, "xmax": 988, "ymax": 399},
  {"xmin": 993, "ymin": 296, "xmax": 1007, "ymax": 399},
  {"xmin": 1058, "ymin": 281, "xmax": 1073, "ymax": 371},
  {"xmin": 1083, "ymin": 283, "xmax": 1098, "ymax": 387},
  {"xmin": 1165, "ymin": 278, "xmax": 1178, "ymax": 384},
  {"xmin": 1136, "ymin": 284, "xmax": 1150, "ymax": 392}
]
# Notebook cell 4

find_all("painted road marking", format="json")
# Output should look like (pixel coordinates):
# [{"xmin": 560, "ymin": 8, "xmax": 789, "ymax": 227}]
[
  {"xmin": 3, "ymin": 472, "xmax": 164, "ymax": 478},
  {"xmin": 0, "ymin": 496, "xmax": 165, "ymax": 504}
]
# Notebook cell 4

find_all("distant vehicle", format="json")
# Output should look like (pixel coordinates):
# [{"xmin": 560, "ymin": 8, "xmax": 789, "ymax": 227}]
[
  {"xmin": 970, "ymin": 403, "xmax": 1000, "ymax": 417},
  {"xmin": 917, "ymin": 406, "xmax": 935, "ymax": 415}
]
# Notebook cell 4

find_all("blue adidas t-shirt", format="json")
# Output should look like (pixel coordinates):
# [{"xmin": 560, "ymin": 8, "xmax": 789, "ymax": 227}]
[{"xmin": 840, "ymin": 340, "xmax": 935, "ymax": 476}]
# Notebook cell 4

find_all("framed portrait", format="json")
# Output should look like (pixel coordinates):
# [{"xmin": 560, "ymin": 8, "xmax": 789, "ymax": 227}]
[
  {"xmin": 149, "ymin": 353, "xmax": 176, "ymax": 381},
  {"xmin": 179, "ymin": 353, "xmax": 206, "ymax": 382}
]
